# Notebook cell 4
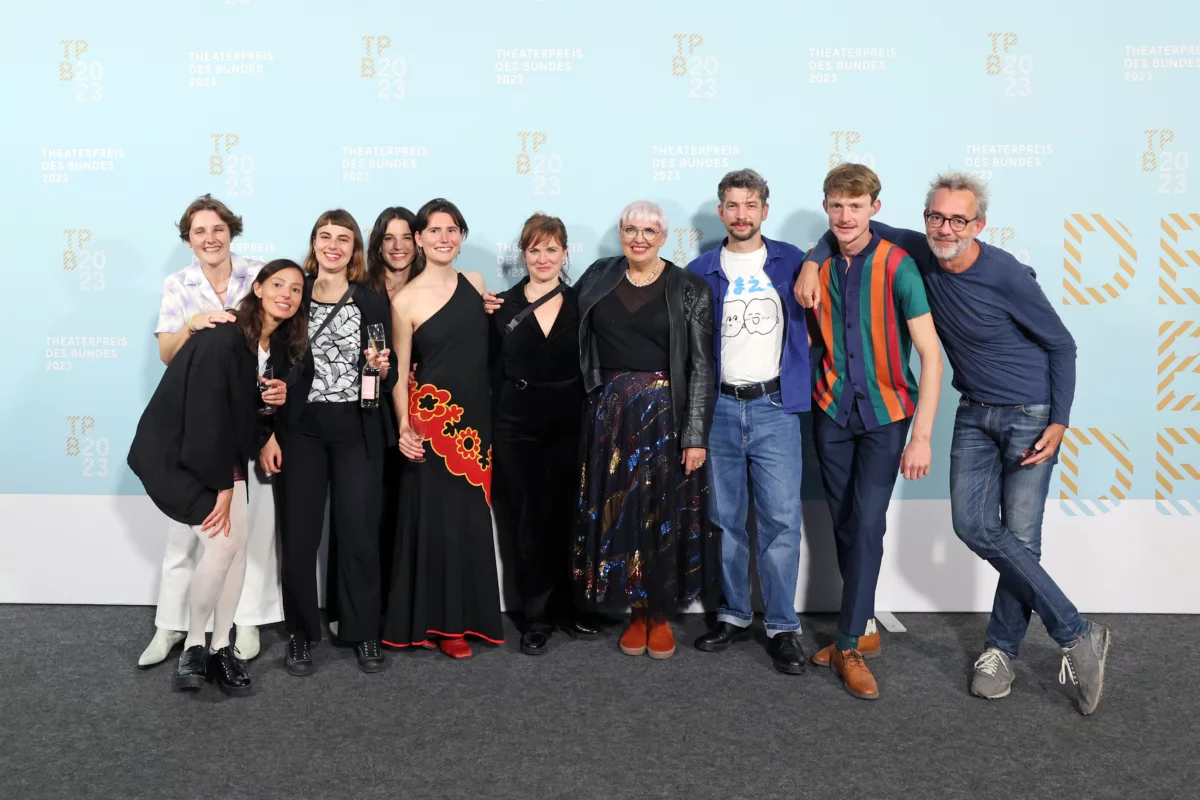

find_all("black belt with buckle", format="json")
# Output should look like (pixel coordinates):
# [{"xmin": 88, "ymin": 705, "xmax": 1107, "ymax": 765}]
[
  {"xmin": 963, "ymin": 397, "xmax": 1022, "ymax": 408},
  {"xmin": 720, "ymin": 378, "xmax": 781, "ymax": 400},
  {"xmin": 509, "ymin": 376, "xmax": 582, "ymax": 390}
]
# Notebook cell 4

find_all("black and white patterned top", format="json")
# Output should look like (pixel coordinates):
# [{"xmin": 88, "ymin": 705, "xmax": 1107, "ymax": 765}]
[{"xmin": 307, "ymin": 301, "xmax": 361, "ymax": 403}]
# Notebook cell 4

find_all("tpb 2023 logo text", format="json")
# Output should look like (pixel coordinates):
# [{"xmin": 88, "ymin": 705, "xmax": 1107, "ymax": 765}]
[
  {"xmin": 986, "ymin": 33, "xmax": 1032, "ymax": 97},
  {"xmin": 66, "ymin": 416, "xmax": 108, "ymax": 478},
  {"xmin": 1143, "ymin": 129, "xmax": 1188, "ymax": 195},
  {"xmin": 672, "ymin": 35, "xmax": 717, "ymax": 99},
  {"xmin": 58, "ymin": 39, "xmax": 102, "ymax": 103},
  {"xmin": 361, "ymin": 36, "xmax": 406, "ymax": 100},
  {"xmin": 516, "ymin": 132, "xmax": 561, "ymax": 196},
  {"xmin": 62, "ymin": 229, "xmax": 106, "ymax": 292},
  {"xmin": 208, "ymin": 134, "xmax": 254, "ymax": 197}
]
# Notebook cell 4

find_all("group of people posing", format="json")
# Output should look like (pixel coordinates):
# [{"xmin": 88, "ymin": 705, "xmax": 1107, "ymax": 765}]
[{"xmin": 127, "ymin": 164, "xmax": 1110, "ymax": 717}]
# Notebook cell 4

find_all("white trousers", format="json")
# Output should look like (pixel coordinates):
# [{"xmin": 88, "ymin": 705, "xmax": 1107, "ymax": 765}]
[{"xmin": 153, "ymin": 466, "xmax": 284, "ymax": 630}]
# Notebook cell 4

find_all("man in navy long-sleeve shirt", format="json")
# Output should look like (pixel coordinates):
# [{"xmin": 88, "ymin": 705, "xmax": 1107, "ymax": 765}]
[{"xmin": 796, "ymin": 171, "xmax": 1110, "ymax": 716}]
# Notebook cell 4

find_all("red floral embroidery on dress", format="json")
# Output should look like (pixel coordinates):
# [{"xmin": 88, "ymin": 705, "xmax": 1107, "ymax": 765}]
[{"xmin": 408, "ymin": 382, "xmax": 491, "ymax": 505}]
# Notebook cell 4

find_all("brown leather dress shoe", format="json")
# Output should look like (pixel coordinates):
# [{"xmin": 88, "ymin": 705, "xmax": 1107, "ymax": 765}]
[
  {"xmin": 620, "ymin": 615, "xmax": 649, "ymax": 656},
  {"xmin": 811, "ymin": 630, "xmax": 881, "ymax": 667},
  {"xmin": 647, "ymin": 619, "xmax": 675, "ymax": 660},
  {"xmin": 830, "ymin": 648, "xmax": 880, "ymax": 700}
]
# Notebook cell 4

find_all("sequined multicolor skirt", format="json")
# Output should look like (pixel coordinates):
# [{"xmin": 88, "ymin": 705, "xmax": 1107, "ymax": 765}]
[{"xmin": 572, "ymin": 370, "xmax": 717, "ymax": 615}]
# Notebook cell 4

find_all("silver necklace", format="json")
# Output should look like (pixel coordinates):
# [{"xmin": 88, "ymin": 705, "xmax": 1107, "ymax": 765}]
[{"xmin": 625, "ymin": 258, "xmax": 663, "ymax": 287}]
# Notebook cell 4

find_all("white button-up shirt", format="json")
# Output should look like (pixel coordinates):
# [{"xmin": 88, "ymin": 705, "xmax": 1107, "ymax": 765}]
[{"xmin": 155, "ymin": 253, "xmax": 265, "ymax": 335}]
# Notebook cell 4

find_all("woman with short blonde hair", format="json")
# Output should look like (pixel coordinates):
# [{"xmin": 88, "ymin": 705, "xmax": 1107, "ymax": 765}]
[{"xmin": 570, "ymin": 200, "xmax": 719, "ymax": 660}]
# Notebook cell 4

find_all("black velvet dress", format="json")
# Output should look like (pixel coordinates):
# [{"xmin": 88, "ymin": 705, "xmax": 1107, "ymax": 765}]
[{"xmin": 490, "ymin": 278, "xmax": 585, "ymax": 631}]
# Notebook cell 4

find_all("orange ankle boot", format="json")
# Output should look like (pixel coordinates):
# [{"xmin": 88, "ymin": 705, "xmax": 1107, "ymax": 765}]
[
  {"xmin": 647, "ymin": 617, "xmax": 675, "ymax": 660},
  {"xmin": 620, "ymin": 614, "xmax": 648, "ymax": 656}
]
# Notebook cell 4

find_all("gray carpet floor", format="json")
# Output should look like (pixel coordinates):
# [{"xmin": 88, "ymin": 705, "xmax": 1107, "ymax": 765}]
[{"xmin": 0, "ymin": 607, "xmax": 1194, "ymax": 800}]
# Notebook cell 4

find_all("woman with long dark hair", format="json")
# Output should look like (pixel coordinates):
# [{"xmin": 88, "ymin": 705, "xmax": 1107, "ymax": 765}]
[
  {"xmin": 260, "ymin": 209, "xmax": 397, "ymax": 677},
  {"xmin": 367, "ymin": 206, "xmax": 418, "ymax": 300},
  {"xmin": 384, "ymin": 198, "xmax": 504, "ymax": 658},
  {"xmin": 489, "ymin": 213, "xmax": 596, "ymax": 655},
  {"xmin": 572, "ymin": 200, "xmax": 718, "ymax": 660},
  {"xmin": 326, "ymin": 205, "xmax": 418, "ymax": 633},
  {"xmin": 128, "ymin": 259, "xmax": 307, "ymax": 695}
]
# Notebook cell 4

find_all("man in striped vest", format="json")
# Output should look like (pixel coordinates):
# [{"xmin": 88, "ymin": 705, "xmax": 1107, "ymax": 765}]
[{"xmin": 805, "ymin": 163, "xmax": 944, "ymax": 700}]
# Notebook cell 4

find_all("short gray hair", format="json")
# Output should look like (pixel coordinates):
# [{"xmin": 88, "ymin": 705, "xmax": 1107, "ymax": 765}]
[
  {"xmin": 718, "ymin": 168, "xmax": 769, "ymax": 204},
  {"xmin": 619, "ymin": 200, "xmax": 668, "ymax": 232},
  {"xmin": 925, "ymin": 170, "xmax": 990, "ymax": 219}
]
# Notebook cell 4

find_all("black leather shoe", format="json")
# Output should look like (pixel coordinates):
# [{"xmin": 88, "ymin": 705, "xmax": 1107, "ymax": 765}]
[
  {"xmin": 207, "ymin": 646, "xmax": 252, "ymax": 696},
  {"xmin": 694, "ymin": 622, "xmax": 752, "ymax": 652},
  {"xmin": 521, "ymin": 630, "xmax": 551, "ymax": 655},
  {"xmin": 286, "ymin": 636, "xmax": 314, "ymax": 676},
  {"xmin": 355, "ymin": 639, "xmax": 385, "ymax": 673},
  {"xmin": 767, "ymin": 631, "xmax": 808, "ymax": 675},
  {"xmin": 560, "ymin": 619, "xmax": 600, "ymax": 638},
  {"xmin": 174, "ymin": 645, "xmax": 207, "ymax": 691}
]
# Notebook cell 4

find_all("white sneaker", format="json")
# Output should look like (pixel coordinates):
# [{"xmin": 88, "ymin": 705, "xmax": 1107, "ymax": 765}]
[
  {"xmin": 137, "ymin": 628, "xmax": 185, "ymax": 668},
  {"xmin": 232, "ymin": 625, "xmax": 260, "ymax": 661},
  {"xmin": 329, "ymin": 620, "xmax": 339, "ymax": 638}
]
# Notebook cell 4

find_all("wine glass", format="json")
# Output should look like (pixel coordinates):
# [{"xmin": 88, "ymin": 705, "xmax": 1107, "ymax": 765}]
[
  {"xmin": 408, "ymin": 416, "xmax": 427, "ymax": 463},
  {"xmin": 258, "ymin": 364, "xmax": 276, "ymax": 416}
]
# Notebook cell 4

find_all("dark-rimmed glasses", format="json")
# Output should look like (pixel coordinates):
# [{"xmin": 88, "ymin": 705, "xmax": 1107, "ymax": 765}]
[{"xmin": 924, "ymin": 211, "xmax": 977, "ymax": 232}]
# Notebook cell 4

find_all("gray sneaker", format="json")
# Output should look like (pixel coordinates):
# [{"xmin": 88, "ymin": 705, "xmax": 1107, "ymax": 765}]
[
  {"xmin": 1059, "ymin": 623, "xmax": 1111, "ymax": 715},
  {"xmin": 971, "ymin": 648, "xmax": 1015, "ymax": 699}
]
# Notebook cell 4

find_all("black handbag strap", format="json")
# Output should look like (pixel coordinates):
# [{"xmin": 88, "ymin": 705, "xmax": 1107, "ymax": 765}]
[
  {"xmin": 286, "ymin": 284, "xmax": 356, "ymax": 386},
  {"xmin": 504, "ymin": 282, "xmax": 565, "ymax": 335}
]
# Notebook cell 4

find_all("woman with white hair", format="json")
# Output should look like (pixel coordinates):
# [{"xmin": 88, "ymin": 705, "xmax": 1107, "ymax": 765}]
[{"xmin": 571, "ymin": 200, "xmax": 718, "ymax": 660}]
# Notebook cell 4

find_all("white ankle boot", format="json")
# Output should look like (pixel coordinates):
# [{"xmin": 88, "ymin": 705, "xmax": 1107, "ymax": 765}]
[
  {"xmin": 137, "ymin": 628, "xmax": 185, "ymax": 668},
  {"xmin": 232, "ymin": 625, "xmax": 260, "ymax": 661}
]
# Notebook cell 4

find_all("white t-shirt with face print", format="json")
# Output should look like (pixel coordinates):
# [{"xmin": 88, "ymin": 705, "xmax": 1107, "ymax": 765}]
[{"xmin": 719, "ymin": 245, "xmax": 783, "ymax": 385}]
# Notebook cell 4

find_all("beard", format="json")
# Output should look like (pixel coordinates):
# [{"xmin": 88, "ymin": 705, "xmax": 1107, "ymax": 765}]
[
  {"xmin": 727, "ymin": 222, "xmax": 760, "ymax": 241},
  {"xmin": 927, "ymin": 233, "xmax": 973, "ymax": 260}
]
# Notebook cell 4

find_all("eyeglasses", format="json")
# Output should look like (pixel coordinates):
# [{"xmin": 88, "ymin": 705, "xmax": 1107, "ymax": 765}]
[
  {"xmin": 924, "ymin": 211, "xmax": 977, "ymax": 232},
  {"xmin": 621, "ymin": 226, "xmax": 661, "ymax": 241}
]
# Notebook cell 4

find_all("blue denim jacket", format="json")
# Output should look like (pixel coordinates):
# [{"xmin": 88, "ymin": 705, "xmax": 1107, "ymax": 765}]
[{"xmin": 687, "ymin": 235, "xmax": 811, "ymax": 413}]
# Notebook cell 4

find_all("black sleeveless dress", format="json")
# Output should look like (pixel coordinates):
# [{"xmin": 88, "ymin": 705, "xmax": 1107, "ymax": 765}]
[{"xmin": 383, "ymin": 274, "xmax": 504, "ymax": 647}]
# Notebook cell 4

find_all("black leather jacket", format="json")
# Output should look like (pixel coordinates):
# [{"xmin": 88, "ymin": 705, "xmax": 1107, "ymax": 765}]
[{"xmin": 576, "ymin": 256, "xmax": 715, "ymax": 449}]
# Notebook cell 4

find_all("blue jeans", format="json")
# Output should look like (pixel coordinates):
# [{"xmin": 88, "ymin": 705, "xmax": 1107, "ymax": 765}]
[
  {"xmin": 709, "ymin": 390, "xmax": 803, "ymax": 637},
  {"xmin": 949, "ymin": 398, "xmax": 1088, "ymax": 657},
  {"xmin": 813, "ymin": 404, "xmax": 910, "ymax": 638}
]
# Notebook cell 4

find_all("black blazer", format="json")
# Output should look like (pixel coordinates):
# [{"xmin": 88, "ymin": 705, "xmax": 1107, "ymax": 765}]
[
  {"xmin": 270, "ymin": 277, "xmax": 399, "ymax": 460},
  {"xmin": 575, "ymin": 256, "xmax": 715, "ymax": 450},
  {"xmin": 127, "ymin": 323, "xmax": 258, "ymax": 525}
]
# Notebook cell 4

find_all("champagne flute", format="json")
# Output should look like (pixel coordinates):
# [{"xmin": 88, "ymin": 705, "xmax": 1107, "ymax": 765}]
[
  {"xmin": 367, "ymin": 323, "xmax": 387, "ymax": 358},
  {"xmin": 408, "ymin": 416, "xmax": 427, "ymax": 463},
  {"xmin": 258, "ymin": 364, "xmax": 276, "ymax": 416}
]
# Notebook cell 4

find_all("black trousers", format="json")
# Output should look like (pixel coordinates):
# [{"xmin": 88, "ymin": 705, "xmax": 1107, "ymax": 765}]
[
  {"xmin": 492, "ymin": 426, "xmax": 578, "ymax": 632},
  {"xmin": 280, "ymin": 401, "xmax": 382, "ymax": 643},
  {"xmin": 326, "ymin": 443, "xmax": 402, "ymax": 622}
]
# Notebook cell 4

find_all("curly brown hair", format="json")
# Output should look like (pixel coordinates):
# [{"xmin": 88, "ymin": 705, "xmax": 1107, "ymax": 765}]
[{"xmin": 177, "ymin": 194, "xmax": 244, "ymax": 242}]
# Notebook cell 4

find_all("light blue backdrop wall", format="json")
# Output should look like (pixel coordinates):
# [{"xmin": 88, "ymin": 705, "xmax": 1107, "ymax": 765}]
[{"xmin": 2, "ymin": 1, "xmax": 1198, "ymax": 520}]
